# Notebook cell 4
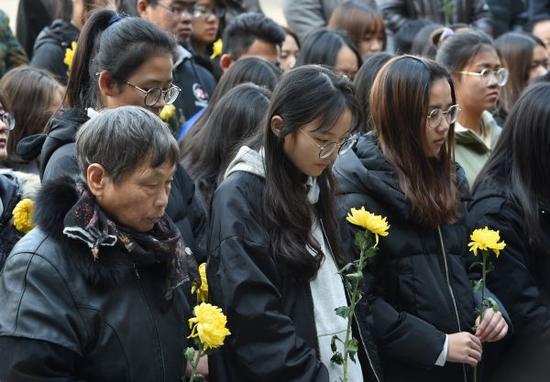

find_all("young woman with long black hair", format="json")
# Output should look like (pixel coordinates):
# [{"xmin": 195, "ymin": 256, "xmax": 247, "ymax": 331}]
[
  {"xmin": 333, "ymin": 56, "xmax": 508, "ymax": 382},
  {"xmin": 207, "ymin": 65, "xmax": 382, "ymax": 382},
  {"xmin": 468, "ymin": 83, "xmax": 550, "ymax": 382}
]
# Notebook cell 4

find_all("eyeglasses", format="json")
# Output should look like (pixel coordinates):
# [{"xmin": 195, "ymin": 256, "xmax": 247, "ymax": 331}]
[
  {"xmin": 156, "ymin": 2, "xmax": 197, "ymax": 16},
  {"xmin": 426, "ymin": 104, "xmax": 460, "ymax": 129},
  {"xmin": 193, "ymin": 4, "xmax": 225, "ymax": 18},
  {"xmin": 455, "ymin": 67, "xmax": 509, "ymax": 87},
  {"xmin": 0, "ymin": 111, "xmax": 15, "ymax": 131},
  {"xmin": 299, "ymin": 130, "xmax": 356, "ymax": 159},
  {"xmin": 126, "ymin": 82, "xmax": 181, "ymax": 107}
]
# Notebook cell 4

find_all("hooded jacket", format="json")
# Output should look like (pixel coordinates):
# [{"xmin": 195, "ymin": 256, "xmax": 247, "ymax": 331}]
[
  {"xmin": 333, "ymin": 133, "xmax": 475, "ymax": 382},
  {"xmin": 207, "ymin": 146, "xmax": 383, "ymax": 382},
  {"xmin": 30, "ymin": 19, "xmax": 78, "ymax": 84},
  {"xmin": 467, "ymin": 171, "xmax": 550, "ymax": 381},
  {"xmin": 17, "ymin": 108, "xmax": 208, "ymax": 262},
  {"xmin": 0, "ymin": 176, "xmax": 193, "ymax": 381}
]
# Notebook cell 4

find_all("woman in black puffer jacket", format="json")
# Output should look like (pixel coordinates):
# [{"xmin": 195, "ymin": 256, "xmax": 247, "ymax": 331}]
[
  {"xmin": 468, "ymin": 83, "xmax": 550, "ymax": 382},
  {"xmin": 334, "ymin": 56, "xmax": 508, "ymax": 382}
]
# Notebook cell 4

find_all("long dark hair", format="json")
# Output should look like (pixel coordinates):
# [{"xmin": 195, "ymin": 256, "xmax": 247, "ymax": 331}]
[
  {"xmin": 260, "ymin": 65, "xmax": 360, "ymax": 280},
  {"xmin": 296, "ymin": 28, "xmax": 362, "ymax": 71},
  {"xmin": 0, "ymin": 66, "xmax": 64, "ymax": 163},
  {"xmin": 370, "ymin": 56, "xmax": 459, "ymax": 228},
  {"xmin": 474, "ymin": 83, "xmax": 550, "ymax": 247},
  {"xmin": 353, "ymin": 52, "xmax": 394, "ymax": 132},
  {"xmin": 65, "ymin": 9, "xmax": 176, "ymax": 110},
  {"xmin": 184, "ymin": 83, "xmax": 271, "ymax": 209},
  {"xmin": 180, "ymin": 56, "xmax": 280, "ymax": 151},
  {"xmin": 495, "ymin": 32, "xmax": 546, "ymax": 113}
]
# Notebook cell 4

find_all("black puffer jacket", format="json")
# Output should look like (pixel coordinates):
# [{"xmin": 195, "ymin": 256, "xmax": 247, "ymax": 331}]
[
  {"xmin": 0, "ymin": 176, "xmax": 193, "ymax": 381},
  {"xmin": 30, "ymin": 19, "xmax": 79, "ymax": 84},
  {"xmin": 207, "ymin": 159, "xmax": 382, "ymax": 381},
  {"xmin": 17, "ymin": 108, "xmax": 208, "ymax": 262},
  {"xmin": 468, "ymin": 172, "xmax": 550, "ymax": 381},
  {"xmin": 378, "ymin": 0, "xmax": 493, "ymax": 34},
  {"xmin": 333, "ymin": 133, "xmax": 476, "ymax": 382}
]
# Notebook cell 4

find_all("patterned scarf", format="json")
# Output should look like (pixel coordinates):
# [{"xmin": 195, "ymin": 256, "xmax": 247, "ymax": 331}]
[{"xmin": 63, "ymin": 182, "xmax": 197, "ymax": 302}]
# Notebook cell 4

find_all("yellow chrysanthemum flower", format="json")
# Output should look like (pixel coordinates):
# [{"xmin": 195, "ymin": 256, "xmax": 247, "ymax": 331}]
[
  {"xmin": 12, "ymin": 198, "xmax": 35, "ymax": 234},
  {"xmin": 210, "ymin": 39, "xmax": 223, "ymax": 59},
  {"xmin": 468, "ymin": 226, "xmax": 506, "ymax": 257},
  {"xmin": 159, "ymin": 104, "xmax": 176, "ymax": 122},
  {"xmin": 346, "ymin": 206, "xmax": 390, "ymax": 246},
  {"xmin": 191, "ymin": 263, "xmax": 209, "ymax": 303},
  {"xmin": 64, "ymin": 41, "xmax": 77, "ymax": 71},
  {"xmin": 188, "ymin": 303, "xmax": 231, "ymax": 351}
]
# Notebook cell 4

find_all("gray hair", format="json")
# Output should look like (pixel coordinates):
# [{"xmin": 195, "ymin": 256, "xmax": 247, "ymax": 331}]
[{"xmin": 76, "ymin": 106, "xmax": 179, "ymax": 183}]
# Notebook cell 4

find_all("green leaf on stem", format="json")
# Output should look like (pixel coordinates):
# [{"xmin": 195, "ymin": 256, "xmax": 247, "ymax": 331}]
[
  {"xmin": 345, "ymin": 272, "xmax": 363, "ymax": 282},
  {"xmin": 335, "ymin": 306, "xmax": 351, "ymax": 319},
  {"xmin": 184, "ymin": 347, "xmax": 195, "ymax": 362},
  {"xmin": 331, "ymin": 351, "xmax": 344, "ymax": 365}
]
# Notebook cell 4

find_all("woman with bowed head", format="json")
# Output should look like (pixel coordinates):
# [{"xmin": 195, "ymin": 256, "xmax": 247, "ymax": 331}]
[
  {"xmin": 436, "ymin": 31, "xmax": 508, "ymax": 186},
  {"xmin": 0, "ymin": 106, "xmax": 196, "ymax": 380},
  {"xmin": 333, "ymin": 56, "xmax": 509, "ymax": 382},
  {"xmin": 296, "ymin": 28, "xmax": 362, "ymax": 80},
  {"xmin": 494, "ymin": 32, "xmax": 549, "ymax": 124},
  {"xmin": 17, "ymin": 9, "xmax": 208, "ymax": 262},
  {"xmin": 206, "ymin": 65, "xmax": 382, "ymax": 381},
  {"xmin": 468, "ymin": 83, "xmax": 550, "ymax": 382}
]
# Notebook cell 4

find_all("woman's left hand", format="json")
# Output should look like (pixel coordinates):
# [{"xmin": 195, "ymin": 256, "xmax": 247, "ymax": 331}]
[{"xmin": 475, "ymin": 308, "xmax": 508, "ymax": 342}]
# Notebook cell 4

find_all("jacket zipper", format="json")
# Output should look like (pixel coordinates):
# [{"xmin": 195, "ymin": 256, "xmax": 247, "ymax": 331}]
[
  {"xmin": 437, "ymin": 227, "xmax": 468, "ymax": 382},
  {"xmin": 320, "ymin": 219, "xmax": 381, "ymax": 382},
  {"xmin": 134, "ymin": 267, "xmax": 167, "ymax": 382}
]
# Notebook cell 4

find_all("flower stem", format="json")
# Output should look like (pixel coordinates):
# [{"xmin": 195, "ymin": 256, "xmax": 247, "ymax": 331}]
[
  {"xmin": 474, "ymin": 252, "xmax": 488, "ymax": 382},
  {"xmin": 188, "ymin": 348, "xmax": 204, "ymax": 382}
]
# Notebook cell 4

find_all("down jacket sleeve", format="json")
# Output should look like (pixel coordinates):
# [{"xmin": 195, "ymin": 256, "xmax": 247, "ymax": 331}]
[{"xmin": 206, "ymin": 174, "xmax": 329, "ymax": 381}]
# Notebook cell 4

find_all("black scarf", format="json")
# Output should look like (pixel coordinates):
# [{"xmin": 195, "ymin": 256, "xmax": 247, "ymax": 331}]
[{"xmin": 63, "ymin": 182, "xmax": 197, "ymax": 302}]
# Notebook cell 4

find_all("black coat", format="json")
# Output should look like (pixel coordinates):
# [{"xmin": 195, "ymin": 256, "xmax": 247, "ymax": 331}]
[
  {"xmin": 17, "ymin": 108, "xmax": 208, "ymax": 262},
  {"xmin": 0, "ymin": 176, "xmax": 193, "ymax": 381},
  {"xmin": 468, "ymin": 173, "xmax": 550, "ymax": 381},
  {"xmin": 333, "ymin": 133, "xmax": 476, "ymax": 382},
  {"xmin": 30, "ymin": 19, "xmax": 79, "ymax": 84},
  {"xmin": 378, "ymin": 0, "xmax": 493, "ymax": 34},
  {"xmin": 0, "ymin": 174, "xmax": 22, "ymax": 269},
  {"xmin": 207, "ymin": 170, "xmax": 383, "ymax": 382}
]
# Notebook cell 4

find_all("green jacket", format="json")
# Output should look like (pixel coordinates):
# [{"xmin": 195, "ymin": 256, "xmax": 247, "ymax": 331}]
[
  {"xmin": 0, "ymin": 10, "xmax": 28, "ymax": 78},
  {"xmin": 454, "ymin": 111, "xmax": 501, "ymax": 187}
]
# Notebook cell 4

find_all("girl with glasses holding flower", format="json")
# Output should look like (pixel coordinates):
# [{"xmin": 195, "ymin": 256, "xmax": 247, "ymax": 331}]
[
  {"xmin": 437, "ymin": 30, "xmax": 508, "ymax": 187},
  {"xmin": 333, "ymin": 56, "xmax": 509, "ymax": 382},
  {"xmin": 206, "ymin": 65, "xmax": 382, "ymax": 382}
]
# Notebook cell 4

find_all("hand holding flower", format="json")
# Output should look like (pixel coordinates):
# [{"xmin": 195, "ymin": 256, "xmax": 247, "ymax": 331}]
[{"xmin": 475, "ymin": 308, "xmax": 508, "ymax": 343}]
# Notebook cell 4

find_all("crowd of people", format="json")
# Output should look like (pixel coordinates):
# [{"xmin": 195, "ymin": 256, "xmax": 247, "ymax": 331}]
[{"xmin": 0, "ymin": 0, "xmax": 549, "ymax": 381}]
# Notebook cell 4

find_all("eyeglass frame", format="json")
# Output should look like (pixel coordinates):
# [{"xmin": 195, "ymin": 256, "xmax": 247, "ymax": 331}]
[
  {"xmin": 193, "ymin": 4, "xmax": 225, "ymax": 18},
  {"xmin": 156, "ymin": 1, "xmax": 197, "ymax": 16},
  {"xmin": 454, "ymin": 67, "xmax": 509, "ymax": 87},
  {"xmin": 0, "ymin": 111, "xmax": 15, "ymax": 131},
  {"xmin": 125, "ymin": 81, "xmax": 181, "ymax": 107},
  {"xmin": 298, "ymin": 129, "xmax": 356, "ymax": 159},
  {"xmin": 426, "ymin": 104, "xmax": 461, "ymax": 129}
]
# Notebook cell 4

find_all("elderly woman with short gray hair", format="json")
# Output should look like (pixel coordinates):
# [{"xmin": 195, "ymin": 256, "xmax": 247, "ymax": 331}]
[{"xmin": 0, "ymin": 106, "xmax": 197, "ymax": 381}]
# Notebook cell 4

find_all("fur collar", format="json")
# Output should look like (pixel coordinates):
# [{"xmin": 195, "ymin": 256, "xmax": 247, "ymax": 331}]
[{"xmin": 35, "ymin": 176, "xmax": 132, "ymax": 289}]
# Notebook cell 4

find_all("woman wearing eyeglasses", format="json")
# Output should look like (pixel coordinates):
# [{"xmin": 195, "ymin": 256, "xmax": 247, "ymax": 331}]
[
  {"xmin": 18, "ymin": 9, "xmax": 208, "ymax": 262},
  {"xmin": 191, "ymin": 0, "xmax": 224, "ymax": 78},
  {"xmin": 206, "ymin": 65, "xmax": 382, "ymax": 382},
  {"xmin": 333, "ymin": 56, "xmax": 508, "ymax": 382},
  {"xmin": 436, "ymin": 30, "xmax": 508, "ymax": 187}
]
